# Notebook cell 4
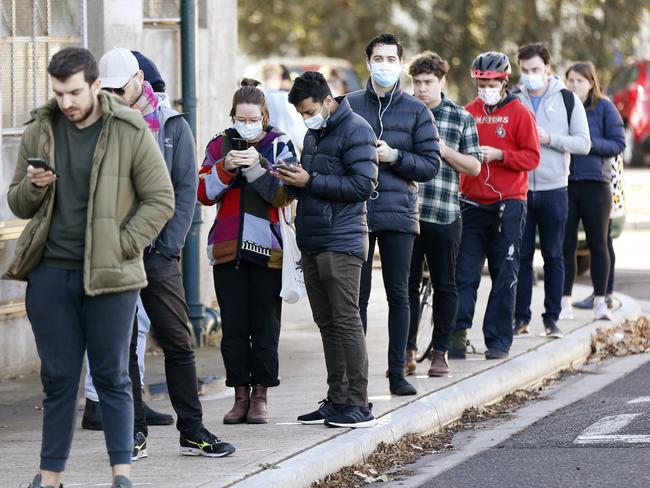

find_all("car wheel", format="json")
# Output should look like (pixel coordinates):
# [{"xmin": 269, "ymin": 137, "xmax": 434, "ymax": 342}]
[
  {"xmin": 624, "ymin": 126, "xmax": 644, "ymax": 166},
  {"xmin": 577, "ymin": 254, "xmax": 590, "ymax": 276}
]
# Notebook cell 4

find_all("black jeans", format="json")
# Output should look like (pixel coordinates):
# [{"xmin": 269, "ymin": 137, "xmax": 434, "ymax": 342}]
[
  {"xmin": 303, "ymin": 252, "xmax": 368, "ymax": 406},
  {"xmin": 563, "ymin": 181, "xmax": 612, "ymax": 296},
  {"xmin": 26, "ymin": 264, "xmax": 137, "ymax": 471},
  {"xmin": 407, "ymin": 217, "xmax": 462, "ymax": 353},
  {"xmin": 359, "ymin": 231, "xmax": 415, "ymax": 376},
  {"xmin": 136, "ymin": 252, "xmax": 203, "ymax": 438},
  {"xmin": 212, "ymin": 260, "xmax": 282, "ymax": 387},
  {"xmin": 607, "ymin": 220, "xmax": 615, "ymax": 295}
]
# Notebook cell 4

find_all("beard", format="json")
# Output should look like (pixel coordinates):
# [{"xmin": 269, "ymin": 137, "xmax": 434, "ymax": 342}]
[{"xmin": 62, "ymin": 96, "xmax": 96, "ymax": 124}]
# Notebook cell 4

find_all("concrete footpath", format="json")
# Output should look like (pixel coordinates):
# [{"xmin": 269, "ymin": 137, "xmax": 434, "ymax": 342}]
[{"xmin": 0, "ymin": 271, "xmax": 641, "ymax": 488}]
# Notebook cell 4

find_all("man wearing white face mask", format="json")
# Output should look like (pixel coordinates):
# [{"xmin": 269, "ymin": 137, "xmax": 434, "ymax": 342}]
[
  {"xmin": 513, "ymin": 43, "xmax": 591, "ymax": 340},
  {"xmin": 347, "ymin": 33, "xmax": 441, "ymax": 397},
  {"xmin": 451, "ymin": 51, "xmax": 540, "ymax": 361}
]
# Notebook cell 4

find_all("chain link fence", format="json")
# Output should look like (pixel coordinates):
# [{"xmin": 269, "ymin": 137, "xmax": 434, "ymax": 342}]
[
  {"xmin": 0, "ymin": 0, "xmax": 87, "ymax": 133},
  {"xmin": 143, "ymin": 0, "xmax": 180, "ymax": 20}
]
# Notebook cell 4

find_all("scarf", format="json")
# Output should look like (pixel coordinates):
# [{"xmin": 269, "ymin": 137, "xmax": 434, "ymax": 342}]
[{"xmin": 131, "ymin": 80, "xmax": 160, "ymax": 139}]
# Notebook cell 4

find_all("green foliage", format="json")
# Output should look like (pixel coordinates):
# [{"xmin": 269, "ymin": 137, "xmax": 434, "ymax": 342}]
[{"xmin": 239, "ymin": 0, "xmax": 650, "ymax": 103}]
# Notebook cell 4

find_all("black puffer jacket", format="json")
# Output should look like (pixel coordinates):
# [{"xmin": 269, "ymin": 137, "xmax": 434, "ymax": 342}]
[
  {"xmin": 347, "ymin": 80, "xmax": 440, "ymax": 234},
  {"xmin": 291, "ymin": 97, "xmax": 379, "ymax": 260}
]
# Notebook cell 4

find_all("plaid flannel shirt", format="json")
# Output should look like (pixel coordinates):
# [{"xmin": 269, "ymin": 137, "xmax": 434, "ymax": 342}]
[{"xmin": 418, "ymin": 94, "xmax": 482, "ymax": 224}]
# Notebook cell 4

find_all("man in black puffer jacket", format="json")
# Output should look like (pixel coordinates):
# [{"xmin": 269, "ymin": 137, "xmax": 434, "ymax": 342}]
[
  {"xmin": 347, "ymin": 33, "xmax": 441, "ymax": 396},
  {"xmin": 278, "ymin": 71, "xmax": 379, "ymax": 429}
]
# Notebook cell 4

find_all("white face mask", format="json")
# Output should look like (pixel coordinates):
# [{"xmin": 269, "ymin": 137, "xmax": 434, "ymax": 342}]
[
  {"xmin": 370, "ymin": 62, "xmax": 402, "ymax": 88},
  {"xmin": 521, "ymin": 73, "xmax": 546, "ymax": 91},
  {"xmin": 303, "ymin": 103, "xmax": 330, "ymax": 130},
  {"xmin": 478, "ymin": 86, "xmax": 503, "ymax": 106},
  {"xmin": 234, "ymin": 120, "xmax": 263, "ymax": 141}
]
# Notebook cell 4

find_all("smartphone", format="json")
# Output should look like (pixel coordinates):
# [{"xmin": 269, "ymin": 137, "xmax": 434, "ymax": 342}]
[
  {"xmin": 27, "ymin": 157, "xmax": 59, "ymax": 177},
  {"xmin": 272, "ymin": 156, "xmax": 298, "ymax": 170},
  {"xmin": 231, "ymin": 137, "xmax": 248, "ymax": 150}
]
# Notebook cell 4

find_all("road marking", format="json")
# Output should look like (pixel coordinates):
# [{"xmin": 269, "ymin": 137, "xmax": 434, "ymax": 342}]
[
  {"xmin": 627, "ymin": 396, "xmax": 650, "ymax": 404},
  {"xmin": 574, "ymin": 413, "xmax": 650, "ymax": 444}
]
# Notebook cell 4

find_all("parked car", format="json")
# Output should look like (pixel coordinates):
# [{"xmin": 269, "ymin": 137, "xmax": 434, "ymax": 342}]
[{"xmin": 608, "ymin": 59, "xmax": 650, "ymax": 166}]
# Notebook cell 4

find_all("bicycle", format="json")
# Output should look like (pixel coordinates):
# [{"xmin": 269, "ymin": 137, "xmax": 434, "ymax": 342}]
[{"xmin": 415, "ymin": 264, "xmax": 434, "ymax": 363}]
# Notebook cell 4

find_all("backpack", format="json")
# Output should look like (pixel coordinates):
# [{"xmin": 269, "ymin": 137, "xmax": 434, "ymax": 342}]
[{"xmin": 560, "ymin": 88, "xmax": 574, "ymax": 128}]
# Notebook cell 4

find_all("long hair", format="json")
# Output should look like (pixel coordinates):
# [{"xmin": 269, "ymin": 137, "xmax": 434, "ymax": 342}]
[
  {"xmin": 565, "ymin": 62, "xmax": 603, "ymax": 112},
  {"xmin": 229, "ymin": 78, "xmax": 270, "ymax": 128}
]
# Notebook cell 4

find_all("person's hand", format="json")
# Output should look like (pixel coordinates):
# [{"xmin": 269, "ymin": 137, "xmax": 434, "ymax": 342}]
[
  {"xmin": 27, "ymin": 165, "xmax": 56, "ymax": 187},
  {"xmin": 276, "ymin": 164, "xmax": 310, "ymax": 188},
  {"xmin": 232, "ymin": 147, "xmax": 260, "ymax": 168},
  {"xmin": 377, "ymin": 140, "xmax": 398, "ymax": 163},
  {"xmin": 537, "ymin": 125, "xmax": 550, "ymax": 145},
  {"xmin": 439, "ymin": 140, "xmax": 448, "ymax": 160},
  {"xmin": 223, "ymin": 151, "xmax": 238, "ymax": 171},
  {"xmin": 481, "ymin": 145, "xmax": 504, "ymax": 163}
]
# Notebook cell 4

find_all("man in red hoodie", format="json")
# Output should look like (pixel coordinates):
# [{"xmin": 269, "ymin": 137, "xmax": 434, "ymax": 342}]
[{"xmin": 450, "ymin": 52, "xmax": 540, "ymax": 360}]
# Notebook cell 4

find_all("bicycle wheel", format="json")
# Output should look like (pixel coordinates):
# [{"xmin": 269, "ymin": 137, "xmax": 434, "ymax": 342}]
[{"xmin": 415, "ymin": 279, "xmax": 434, "ymax": 362}]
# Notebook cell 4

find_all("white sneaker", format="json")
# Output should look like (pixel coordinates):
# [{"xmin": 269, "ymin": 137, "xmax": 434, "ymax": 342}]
[
  {"xmin": 559, "ymin": 297, "xmax": 574, "ymax": 320},
  {"xmin": 593, "ymin": 299, "xmax": 612, "ymax": 320}
]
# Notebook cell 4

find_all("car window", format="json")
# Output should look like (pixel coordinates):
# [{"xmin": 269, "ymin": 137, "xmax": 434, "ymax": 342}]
[
  {"xmin": 608, "ymin": 67, "xmax": 630, "ymax": 94},
  {"xmin": 627, "ymin": 66, "xmax": 639, "ymax": 86}
]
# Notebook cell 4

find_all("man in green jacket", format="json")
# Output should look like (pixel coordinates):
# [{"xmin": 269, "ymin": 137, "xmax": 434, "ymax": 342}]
[{"xmin": 4, "ymin": 47, "xmax": 174, "ymax": 488}]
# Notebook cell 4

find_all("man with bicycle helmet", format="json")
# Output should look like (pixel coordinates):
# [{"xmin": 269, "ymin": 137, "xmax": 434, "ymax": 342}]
[{"xmin": 450, "ymin": 51, "xmax": 540, "ymax": 360}]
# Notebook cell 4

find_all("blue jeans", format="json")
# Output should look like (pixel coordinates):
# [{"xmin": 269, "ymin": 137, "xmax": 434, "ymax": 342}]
[
  {"xmin": 455, "ymin": 200, "xmax": 526, "ymax": 353},
  {"xmin": 515, "ymin": 188, "xmax": 569, "ymax": 323}
]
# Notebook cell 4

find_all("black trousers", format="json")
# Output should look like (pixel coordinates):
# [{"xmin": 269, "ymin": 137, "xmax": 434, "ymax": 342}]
[
  {"xmin": 26, "ymin": 265, "xmax": 136, "ymax": 471},
  {"xmin": 407, "ymin": 217, "xmax": 462, "ymax": 353},
  {"xmin": 359, "ymin": 231, "xmax": 415, "ymax": 375},
  {"xmin": 133, "ymin": 252, "xmax": 203, "ymax": 438},
  {"xmin": 213, "ymin": 260, "xmax": 282, "ymax": 388},
  {"xmin": 563, "ymin": 181, "xmax": 612, "ymax": 296},
  {"xmin": 303, "ymin": 251, "xmax": 368, "ymax": 406}
]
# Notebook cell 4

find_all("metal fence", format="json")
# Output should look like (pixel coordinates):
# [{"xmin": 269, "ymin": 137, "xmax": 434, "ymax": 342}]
[{"xmin": 0, "ymin": 0, "xmax": 87, "ymax": 134}]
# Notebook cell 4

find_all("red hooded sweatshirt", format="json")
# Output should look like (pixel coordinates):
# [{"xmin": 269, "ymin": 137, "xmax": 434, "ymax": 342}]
[{"xmin": 463, "ymin": 95, "xmax": 540, "ymax": 205}]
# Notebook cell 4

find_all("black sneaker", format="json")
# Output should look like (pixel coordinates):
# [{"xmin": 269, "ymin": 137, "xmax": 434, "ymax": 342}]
[
  {"xmin": 297, "ymin": 398, "xmax": 343, "ymax": 424},
  {"xmin": 25, "ymin": 474, "xmax": 60, "ymax": 488},
  {"xmin": 485, "ymin": 347, "xmax": 508, "ymax": 360},
  {"xmin": 573, "ymin": 293, "xmax": 595, "ymax": 309},
  {"xmin": 81, "ymin": 398, "xmax": 103, "ymax": 431},
  {"xmin": 513, "ymin": 319, "xmax": 529, "ymax": 336},
  {"xmin": 112, "ymin": 475, "xmax": 133, "ymax": 488},
  {"xmin": 179, "ymin": 427, "xmax": 235, "ymax": 458},
  {"xmin": 143, "ymin": 402, "xmax": 174, "ymax": 426},
  {"xmin": 132, "ymin": 431, "xmax": 148, "ymax": 461},
  {"xmin": 324, "ymin": 404, "xmax": 377, "ymax": 428},
  {"xmin": 543, "ymin": 319, "xmax": 564, "ymax": 339},
  {"xmin": 388, "ymin": 374, "xmax": 417, "ymax": 396}
]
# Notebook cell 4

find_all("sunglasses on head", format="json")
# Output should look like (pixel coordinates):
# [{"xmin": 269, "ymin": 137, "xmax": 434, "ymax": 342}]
[{"xmin": 102, "ymin": 73, "xmax": 136, "ymax": 96}]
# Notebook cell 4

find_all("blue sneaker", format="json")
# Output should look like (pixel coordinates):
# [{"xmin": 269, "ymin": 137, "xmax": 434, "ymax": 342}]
[
  {"xmin": 324, "ymin": 404, "xmax": 377, "ymax": 428},
  {"xmin": 297, "ymin": 398, "xmax": 343, "ymax": 424}
]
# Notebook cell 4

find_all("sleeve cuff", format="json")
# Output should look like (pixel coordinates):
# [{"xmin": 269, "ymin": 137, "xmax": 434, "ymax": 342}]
[
  {"xmin": 242, "ymin": 161, "xmax": 266, "ymax": 182},
  {"xmin": 216, "ymin": 160, "xmax": 236, "ymax": 184}
]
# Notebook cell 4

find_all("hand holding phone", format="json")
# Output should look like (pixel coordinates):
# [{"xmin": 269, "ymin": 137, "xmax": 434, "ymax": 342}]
[
  {"xmin": 271, "ymin": 156, "xmax": 298, "ymax": 170},
  {"xmin": 27, "ymin": 157, "xmax": 58, "ymax": 187}
]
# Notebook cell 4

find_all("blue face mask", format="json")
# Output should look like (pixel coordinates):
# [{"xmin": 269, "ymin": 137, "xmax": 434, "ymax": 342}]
[
  {"xmin": 370, "ymin": 62, "xmax": 402, "ymax": 88},
  {"xmin": 521, "ymin": 73, "xmax": 546, "ymax": 91}
]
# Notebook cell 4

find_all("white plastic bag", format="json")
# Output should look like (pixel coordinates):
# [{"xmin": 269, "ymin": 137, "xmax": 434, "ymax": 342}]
[{"xmin": 279, "ymin": 208, "xmax": 307, "ymax": 303}]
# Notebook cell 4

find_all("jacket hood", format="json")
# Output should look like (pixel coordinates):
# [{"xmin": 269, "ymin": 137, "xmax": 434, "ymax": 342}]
[
  {"xmin": 29, "ymin": 91, "xmax": 149, "ymax": 130},
  {"xmin": 318, "ymin": 96, "xmax": 353, "ymax": 135}
]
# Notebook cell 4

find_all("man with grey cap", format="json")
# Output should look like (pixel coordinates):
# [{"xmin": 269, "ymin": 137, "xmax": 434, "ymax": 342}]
[{"xmin": 98, "ymin": 47, "xmax": 235, "ymax": 460}]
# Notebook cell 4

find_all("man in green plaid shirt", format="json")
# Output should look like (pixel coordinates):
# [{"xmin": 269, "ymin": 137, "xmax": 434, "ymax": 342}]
[{"xmin": 405, "ymin": 51, "xmax": 482, "ymax": 377}]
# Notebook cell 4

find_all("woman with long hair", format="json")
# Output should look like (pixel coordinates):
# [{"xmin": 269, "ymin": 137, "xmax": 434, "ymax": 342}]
[{"xmin": 561, "ymin": 62, "xmax": 625, "ymax": 320}]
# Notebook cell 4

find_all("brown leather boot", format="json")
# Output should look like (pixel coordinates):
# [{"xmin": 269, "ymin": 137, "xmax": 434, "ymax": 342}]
[
  {"xmin": 404, "ymin": 349, "xmax": 417, "ymax": 376},
  {"xmin": 246, "ymin": 385, "xmax": 269, "ymax": 424},
  {"xmin": 428, "ymin": 351, "xmax": 450, "ymax": 377},
  {"xmin": 223, "ymin": 386, "xmax": 250, "ymax": 424}
]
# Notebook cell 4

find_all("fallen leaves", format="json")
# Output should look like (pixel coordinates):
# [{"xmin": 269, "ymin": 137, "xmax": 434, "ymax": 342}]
[{"xmin": 590, "ymin": 316, "xmax": 650, "ymax": 361}]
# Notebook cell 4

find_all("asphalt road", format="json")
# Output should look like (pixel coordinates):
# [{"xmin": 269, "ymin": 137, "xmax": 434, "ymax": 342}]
[{"xmin": 421, "ymin": 360, "xmax": 650, "ymax": 488}]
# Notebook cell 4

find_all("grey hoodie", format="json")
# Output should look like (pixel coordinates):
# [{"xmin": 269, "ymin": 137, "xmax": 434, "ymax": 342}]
[{"xmin": 516, "ymin": 76, "xmax": 591, "ymax": 191}]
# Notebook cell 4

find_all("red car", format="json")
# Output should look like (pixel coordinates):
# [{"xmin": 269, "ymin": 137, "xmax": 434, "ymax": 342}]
[{"xmin": 608, "ymin": 59, "xmax": 650, "ymax": 166}]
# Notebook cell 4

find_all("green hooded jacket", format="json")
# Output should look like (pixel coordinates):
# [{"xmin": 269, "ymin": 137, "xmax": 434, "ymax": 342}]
[{"xmin": 3, "ymin": 91, "xmax": 175, "ymax": 296}]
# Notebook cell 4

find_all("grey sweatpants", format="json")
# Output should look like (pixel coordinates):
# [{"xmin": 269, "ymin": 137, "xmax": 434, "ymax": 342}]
[{"xmin": 26, "ymin": 264, "xmax": 137, "ymax": 472}]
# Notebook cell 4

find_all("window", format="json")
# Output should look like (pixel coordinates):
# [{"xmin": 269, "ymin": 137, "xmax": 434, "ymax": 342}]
[{"xmin": 0, "ymin": 0, "xmax": 87, "ymax": 133}]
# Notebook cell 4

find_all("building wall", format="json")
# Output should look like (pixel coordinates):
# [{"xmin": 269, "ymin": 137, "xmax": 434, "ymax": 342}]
[{"xmin": 0, "ymin": 0, "xmax": 238, "ymax": 378}]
